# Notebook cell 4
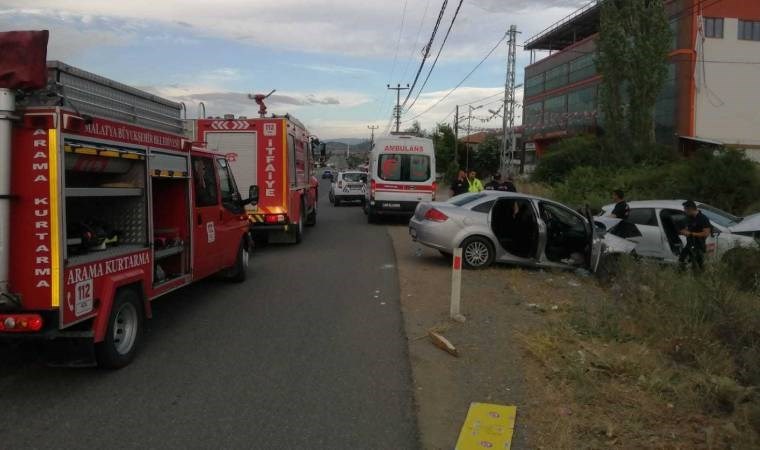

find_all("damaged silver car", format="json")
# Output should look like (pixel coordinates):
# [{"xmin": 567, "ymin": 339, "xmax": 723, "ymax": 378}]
[{"xmin": 409, "ymin": 191, "xmax": 636, "ymax": 270}]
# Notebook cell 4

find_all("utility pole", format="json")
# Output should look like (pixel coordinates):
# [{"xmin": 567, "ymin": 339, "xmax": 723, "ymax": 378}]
[
  {"xmin": 500, "ymin": 25, "xmax": 519, "ymax": 177},
  {"xmin": 387, "ymin": 83, "xmax": 410, "ymax": 133},
  {"xmin": 465, "ymin": 105, "xmax": 482, "ymax": 172},
  {"xmin": 453, "ymin": 105, "xmax": 459, "ymax": 167},
  {"xmin": 367, "ymin": 125, "xmax": 379, "ymax": 147}
]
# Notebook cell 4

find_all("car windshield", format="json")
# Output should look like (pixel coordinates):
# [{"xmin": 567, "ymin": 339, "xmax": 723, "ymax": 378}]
[
  {"xmin": 342, "ymin": 173, "xmax": 365, "ymax": 182},
  {"xmin": 447, "ymin": 193, "xmax": 487, "ymax": 206},
  {"xmin": 699, "ymin": 203, "xmax": 742, "ymax": 227}
]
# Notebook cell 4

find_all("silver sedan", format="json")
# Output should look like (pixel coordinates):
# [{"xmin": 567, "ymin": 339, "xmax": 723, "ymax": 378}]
[{"xmin": 409, "ymin": 191, "xmax": 636, "ymax": 270}]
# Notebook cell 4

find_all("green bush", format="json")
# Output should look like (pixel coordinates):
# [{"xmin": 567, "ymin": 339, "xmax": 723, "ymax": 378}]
[
  {"xmin": 532, "ymin": 135, "xmax": 607, "ymax": 184},
  {"xmin": 721, "ymin": 247, "xmax": 760, "ymax": 293}
]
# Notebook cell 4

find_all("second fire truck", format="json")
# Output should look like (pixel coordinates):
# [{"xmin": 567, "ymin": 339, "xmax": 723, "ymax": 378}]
[{"xmin": 188, "ymin": 103, "xmax": 319, "ymax": 244}]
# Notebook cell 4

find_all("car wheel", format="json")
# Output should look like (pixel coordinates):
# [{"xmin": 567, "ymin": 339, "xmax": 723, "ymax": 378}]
[
  {"xmin": 460, "ymin": 236, "xmax": 494, "ymax": 269},
  {"xmin": 95, "ymin": 288, "xmax": 143, "ymax": 369},
  {"xmin": 227, "ymin": 239, "xmax": 250, "ymax": 282},
  {"xmin": 294, "ymin": 202, "xmax": 305, "ymax": 244},
  {"xmin": 595, "ymin": 253, "xmax": 621, "ymax": 284}
]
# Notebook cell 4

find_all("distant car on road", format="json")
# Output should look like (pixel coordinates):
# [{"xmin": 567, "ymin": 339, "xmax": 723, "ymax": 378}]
[
  {"xmin": 599, "ymin": 200, "xmax": 758, "ymax": 263},
  {"xmin": 409, "ymin": 191, "xmax": 636, "ymax": 270},
  {"xmin": 322, "ymin": 170, "xmax": 334, "ymax": 180},
  {"xmin": 329, "ymin": 171, "xmax": 367, "ymax": 206}
]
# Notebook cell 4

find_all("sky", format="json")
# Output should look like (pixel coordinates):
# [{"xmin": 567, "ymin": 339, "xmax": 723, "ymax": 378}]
[{"xmin": 1, "ymin": 0, "xmax": 588, "ymax": 139}]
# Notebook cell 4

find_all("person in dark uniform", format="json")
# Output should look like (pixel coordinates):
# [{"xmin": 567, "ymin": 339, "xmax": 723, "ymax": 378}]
[
  {"xmin": 451, "ymin": 170, "xmax": 468, "ymax": 197},
  {"xmin": 609, "ymin": 189, "xmax": 630, "ymax": 220},
  {"xmin": 485, "ymin": 173, "xmax": 503, "ymax": 190},
  {"xmin": 503, "ymin": 175, "xmax": 517, "ymax": 192},
  {"xmin": 679, "ymin": 200, "xmax": 712, "ymax": 270}
]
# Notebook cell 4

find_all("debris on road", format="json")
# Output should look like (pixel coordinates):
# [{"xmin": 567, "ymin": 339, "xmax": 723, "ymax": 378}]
[
  {"xmin": 456, "ymin": 403, "xmax": 517, "ymax": 450},
  {"xmin": 428, "ymin": 330, "xmax": 459, "ymax": 357}
]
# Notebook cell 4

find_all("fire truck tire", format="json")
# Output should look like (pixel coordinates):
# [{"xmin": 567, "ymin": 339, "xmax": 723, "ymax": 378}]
[
  {"xmin": 228, "ymin": 239, "xmax": 250, "ymax": 282},
  {"xmin": 95, "ymin": 288, "xmax": 143, "ymax": 369},
  {"xmin": 294, "ymin": 202, "xmax": 305, "ymax": 244},
  {"xmin": 306, "ymin": 199, "xmax": 317, "ymax": 227}
]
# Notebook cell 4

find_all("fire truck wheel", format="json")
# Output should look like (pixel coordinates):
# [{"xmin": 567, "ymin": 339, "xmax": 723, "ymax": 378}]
[
  {"xmin": 294, "ymin": 202, "xmax": 305, "ymax": 244},
  {"xmin": 306, "ymin": 200, "xmax": 317, "ymax": 227},
  {"xmin": 95, "ymin": 288, "xmax": 143, "ymax": 369},
  {"xmin": 228, "ymin": 240, "xmax": 250, "ymax": 282}
]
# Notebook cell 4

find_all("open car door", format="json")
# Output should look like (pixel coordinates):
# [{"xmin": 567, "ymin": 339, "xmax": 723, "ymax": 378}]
[{"xmin": 584, "ymin": 206, "xmax": 604, "ymax": 272}]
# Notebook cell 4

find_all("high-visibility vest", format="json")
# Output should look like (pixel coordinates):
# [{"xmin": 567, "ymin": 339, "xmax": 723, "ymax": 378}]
[{"xmin": 467, "ymin": 178, "xmax": 484, "ymax": 192}]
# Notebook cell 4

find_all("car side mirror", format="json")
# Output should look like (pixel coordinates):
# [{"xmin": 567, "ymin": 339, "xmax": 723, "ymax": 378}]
[{"xmin": 248, "ymin": 185, "xmax": 259, "ymax": 205}]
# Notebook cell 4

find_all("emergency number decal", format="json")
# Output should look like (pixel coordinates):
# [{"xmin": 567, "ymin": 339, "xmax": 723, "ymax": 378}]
[
  {"xmin": 74, "ymin": 279, "xmax": 94, "ymax": 317},
  {"xmin": 263, "ymin": 123, "xmax": 277, "ymax": 137},
  {"xmin": 206, "ymin": 222, "xmax": 216, "ymax": 243}
]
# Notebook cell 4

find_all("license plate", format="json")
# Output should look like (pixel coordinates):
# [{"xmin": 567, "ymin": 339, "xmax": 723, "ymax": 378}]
[{"xmin": 385, "ymin": 203, "xmax": 401, "ymax": 208}]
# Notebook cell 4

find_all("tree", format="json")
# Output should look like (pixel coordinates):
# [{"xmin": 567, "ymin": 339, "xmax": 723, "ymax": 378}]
[
  {"xmin": 403, "ymin": 121, "xmax": 425, "ymax": 137},
  {"xmin": 472, "ymin": 135, "xmax": 501, "ymax": 178},
  {"xmin": 597, "ymin": 0, "xmax": 671, "ymax": 161}
]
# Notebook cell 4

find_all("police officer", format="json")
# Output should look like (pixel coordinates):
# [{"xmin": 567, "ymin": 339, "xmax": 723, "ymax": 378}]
[
  {"xmin": 609, "ymin": 189, "xmax": 630, "ymax": 220},
  {"xmin": 467, "ymin": 170, "xmax": 484, "ymax": 193},
  {"xmin": 679, "ymin": 200, "xmax": 712, "ymax": 270},
  {"xmin": 451, "ymin": 170, "xmax": 468, "ymax": 197},
  {"xmin": 485, "ymin": 173, "xmax": 503, "ymax": 190}
]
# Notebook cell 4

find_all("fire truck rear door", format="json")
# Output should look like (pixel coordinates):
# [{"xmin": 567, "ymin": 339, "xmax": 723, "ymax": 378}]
[{"xmin": 190, "ymin": 155, "xmax": 221, "ymax": 279}]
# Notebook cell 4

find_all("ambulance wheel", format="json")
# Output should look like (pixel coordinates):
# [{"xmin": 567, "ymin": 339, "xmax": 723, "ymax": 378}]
[
  {"xmin": 367, "ymin": 206, "xmax": 377, "ymax": 224},
  {"xmin": 228, "ymin": 239, "xmax": 250, "ymax": 283},
  {"xmin": 306, "ymin": 201, "xmax": 317, "ymax": 227},
  {"xmin": 95, "ymin": 288, "xmax": 143, "ymax": 369}
]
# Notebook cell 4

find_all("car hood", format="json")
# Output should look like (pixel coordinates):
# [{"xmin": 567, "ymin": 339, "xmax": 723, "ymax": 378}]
[
  {"xmin": 730, "ymin": 212, "xmax": 760, "ymax": 233},
  {"xmin": 602, "ymin": 233, "xmax": 638, "ymax": 254}
]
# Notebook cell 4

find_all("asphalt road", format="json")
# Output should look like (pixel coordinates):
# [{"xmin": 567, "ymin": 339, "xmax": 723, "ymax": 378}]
[{"xmin": 0, "ymin": 179, "xmax": 419, "ymax": 449}]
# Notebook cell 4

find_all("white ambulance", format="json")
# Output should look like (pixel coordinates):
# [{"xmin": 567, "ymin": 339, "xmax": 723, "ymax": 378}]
[{"xmin": 364, "ymin": 135, "xmax": 436, "ymax": 223}]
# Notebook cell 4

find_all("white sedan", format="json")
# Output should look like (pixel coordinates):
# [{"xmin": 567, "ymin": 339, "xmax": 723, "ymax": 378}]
[{"xmin": 600, "ymin": 200, "xmax": 758, "ymax": 263}]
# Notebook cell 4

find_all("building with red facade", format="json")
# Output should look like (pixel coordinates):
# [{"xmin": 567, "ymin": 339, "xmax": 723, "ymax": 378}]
[{"xmin": 522, "ymin": 0, "xmax": 760, "ymax": 161}]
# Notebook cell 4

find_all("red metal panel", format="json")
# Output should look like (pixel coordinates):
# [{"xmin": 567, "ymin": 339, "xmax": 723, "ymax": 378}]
[
  {"xmin": 9, "ymin": 125, "xmax": 55, "ymax": 310},
  {"xmin": 62, "ymin": 250, "xmax": 150, "ymax": 328},
  {"xmin": 66, "ymin": 115, "xmax": 184, "ymax": 151}
]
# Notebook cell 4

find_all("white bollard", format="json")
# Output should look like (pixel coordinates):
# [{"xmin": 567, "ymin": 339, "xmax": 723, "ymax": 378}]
[{"xmin": 450, "ymin": 247, "xmax": 465, "ymax": 322}]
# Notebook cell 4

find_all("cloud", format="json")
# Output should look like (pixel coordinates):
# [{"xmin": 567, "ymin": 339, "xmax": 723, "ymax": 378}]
[
  {"xmin": 293, "ymin": 63, "xmax": 376, "ymax": 77},
  {"xmin": 2, "ymin": 0, "xmax": 590, "ymax": 59}
]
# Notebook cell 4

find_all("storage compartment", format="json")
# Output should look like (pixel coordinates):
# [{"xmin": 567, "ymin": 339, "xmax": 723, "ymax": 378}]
[
  {"xmin": 151, "ymin": 177, "xmax": 191, "ymax": 285},
  {"xmin": 64, "ymin": 142, "xmax": 149, "ymax": 265}
]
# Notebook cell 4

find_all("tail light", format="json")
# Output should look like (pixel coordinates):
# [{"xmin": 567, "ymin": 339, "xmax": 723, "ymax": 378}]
[
  {"xmin": 0, "ymin": 314, "xmax": 44, "ymax": 333},
  {"xmin": 370, "ymin": 179, "xmax": 376, "ymax": 199},
  {"xmin": 431, "ymin": 181, "xmax": 437, "ymax": 200},
  {"xmin": 424, "ymin": 207, "xmax": 448, "ymax": 222},
  {"xmin": 265, "ymin": 214, "xmax": 286, "ymax": 224}
]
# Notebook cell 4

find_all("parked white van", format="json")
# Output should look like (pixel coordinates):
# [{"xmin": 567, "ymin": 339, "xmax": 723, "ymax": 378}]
[{"xmin": 364, "ymin": 135, "xmax": 436, "ymax": 222}]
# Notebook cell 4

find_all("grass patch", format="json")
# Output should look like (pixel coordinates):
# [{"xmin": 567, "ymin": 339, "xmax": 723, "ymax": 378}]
[{"xmin": 520, "ymin": 258, "xmax": 760, "ymax": 448}]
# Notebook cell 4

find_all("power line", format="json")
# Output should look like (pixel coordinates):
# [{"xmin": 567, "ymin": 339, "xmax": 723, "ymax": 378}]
[
  {"xmin": 404, "ymin": 0, "xmax": 466, "ymax": 112},
  {"xmin": 400, "ymin": 0, "xmax": 433, "ymax": 82},
  {"xmin": 373, "ymin": 0, "xmax": 409, "ymax": 122},
  {"xmin": 402, "ymin": 32, "xmax": 508, "ymax": 123},
  {"xmin": 401, "ymin": 0, "xmax": 450, "ymax": 108}
]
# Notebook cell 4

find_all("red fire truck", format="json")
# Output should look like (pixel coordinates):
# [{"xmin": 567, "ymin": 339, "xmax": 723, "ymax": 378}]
[
  {"xmin": 0, "ymin": 35, "xmax": 254, "ymax": 368},
  {"xmin": 188, "ymin": 109, "xmax": 319, "ymax": 244}
]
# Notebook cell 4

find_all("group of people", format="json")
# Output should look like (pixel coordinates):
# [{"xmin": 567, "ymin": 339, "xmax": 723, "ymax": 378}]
[
  {"xmin": 608, "ymin": 190, "xmax": 712, "ymax": 270},
  {"xmin": 451, "ymin": 170, "xmax": 517, "ymax": 196}
]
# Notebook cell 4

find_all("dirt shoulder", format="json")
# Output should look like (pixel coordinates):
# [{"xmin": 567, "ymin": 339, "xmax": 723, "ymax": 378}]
[{"xmin": 389, "ymin": 224, "xmax": 543, "ymax": 449}]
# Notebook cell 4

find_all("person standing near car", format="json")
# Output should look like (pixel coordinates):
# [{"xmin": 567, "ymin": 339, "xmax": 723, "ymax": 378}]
[
  {"xmin": 503, "ymin": 175, "xmax": 517, "ymax": 192},
  {"xmin": 485, "ymin": 172, "xmax": 503, "ymax": 190},
  {"xmin": 679, "ymin": 200, "xmax": 712, "ymax": 270},
  {"xmin": 467, "ymin": 170, "xmax": 484, "ymax": 193},
  {"xmin": 451, "ymin": 170, "xmax": 468, "ymax": 197},
  {"xmin": 609, "ymin": 189, "xmax": 630, "ymax": 220}
]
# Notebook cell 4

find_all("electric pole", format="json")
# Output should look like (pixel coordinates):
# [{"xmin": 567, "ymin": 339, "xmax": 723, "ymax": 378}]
[
  {"xmin": 453, "ymin": 105, "xmax": 459, "ymax": 167},
  {"xmin": 387, "ymin": 83, "xmax": 410, "ymax": 133},
  {"xmin": 465, "ymin": 105, "xmax": 482, "ymax": 172},
  {"xmin": 367, "ymin": 125, "xmax": 379, "ymax": 146},
  {"xmin": 500, "ymin": 25, "xmax": 519, "ymax": 177}
]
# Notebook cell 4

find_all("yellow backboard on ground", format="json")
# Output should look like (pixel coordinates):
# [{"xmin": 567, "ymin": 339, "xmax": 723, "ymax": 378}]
[{"xmin": 455, "ymin": 402, "xmax": 517, "ymax": 450}]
